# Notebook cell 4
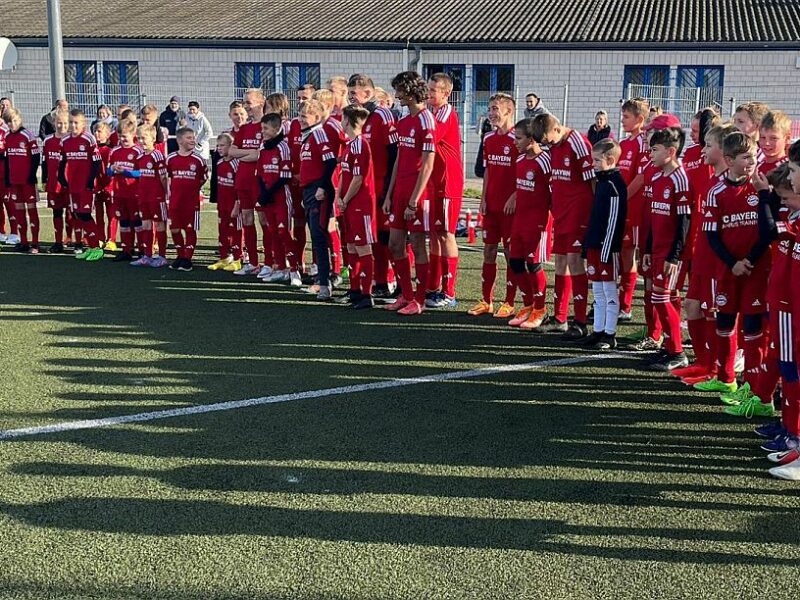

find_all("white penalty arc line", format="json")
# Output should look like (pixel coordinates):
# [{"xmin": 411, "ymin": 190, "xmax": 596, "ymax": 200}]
[{"xmin": 0, "ymin": 353, "xmax": 616, "ymax": 440}]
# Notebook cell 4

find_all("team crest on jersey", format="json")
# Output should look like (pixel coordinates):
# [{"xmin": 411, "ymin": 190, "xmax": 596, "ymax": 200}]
[
  {"xmin": 564, "ymin": 157, "xmax": 570, "ymax": 167},
  {"xmin": 503, "ymin": 146, "xmax": 510, "ymax": 155},
  {"xmin": 365, "ymin": 125, "xmax": 371, "ymax": 132},
  {"xmin": 79, "ymin": 145, "xmax": 86, "ymax": 151},
  {"xmin": 587, "ymin": 265, "xmax": 595, "ymax": 275},
  {"xmin": 147, "ymin": 162, "xmax": 153, "ymax": 169},
  {"xmin": 18, "ymin": 142, "xmax": 24, "ymax": 148},
  {"xmin": 272, "ymin": 157, "xmax": 278, "ymax": 164},
  {"xmin": 526, "ymin": 171, "xmax": 534, "ymax": 180},
  {"xmin": 128, "ymin": 153, "xmax": 134, "ymax": 160},
  {"xmin": 190, "ymin": 164, "xmax": 197, "ymax": 171},
  {"xmin": 410, "ymin": 129, "xmax": 415, "ymax": 137},
  {"xmin": 627, "ymin": 151, "xmax": 633, "ymax": 159},
  {"xmin": 663, "ymin": 188, "xmax": 671, "ymax": 199},
  {"xmin": 747, "ymin": 194, "xmax": 759, "ymax": 207},
  {"xmin": 716, "ymin": 294, "xmax": 728, "ymax": 307}
]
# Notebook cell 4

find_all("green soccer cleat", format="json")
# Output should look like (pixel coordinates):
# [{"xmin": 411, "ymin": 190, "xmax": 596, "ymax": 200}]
[
  {"xmin": 694, "ymin": 377, "xmax": 738, "ymax": 394},
  {"xmin": 84, "ymin": 247, "xmax": 105, "ymax": 262},
  {"xmin": 74, "ymin": 248, "xmax": 90, "ymax": 260},
  {"xmin": 720, "ymin": 382, "xmax": 754, "ymax": 406},
  {"xmin": 723, "ymin": 395, "xmax": 776, "ymax": 418}
]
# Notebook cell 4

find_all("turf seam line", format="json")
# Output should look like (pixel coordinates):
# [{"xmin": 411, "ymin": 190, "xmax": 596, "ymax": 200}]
[{"xmin": 0, "ymin": 353, "xmax": 618, "ymax": 440}]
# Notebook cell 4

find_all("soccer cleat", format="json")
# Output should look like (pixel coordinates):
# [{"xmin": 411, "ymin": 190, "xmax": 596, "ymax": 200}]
[
  {"xmin": 340, "ymin": 266, "xmax": 350, "ymax": 281},
  {"xmin": 537, "ymin": 317, "xmax": 569, "ymax": 334},
  {"xmin": 207, "ymin": 258, "xmax": 230, "ymax": 271},
  {"xmin": 177, "ymin": 259, "xmax": 193, "ymax": 272},
  {"xmin": 74, "ymin": 248, "xmax": 90, "ymax": 260},
  {"xmin": 398, "ymin": 300, "xmax": 424, "ymax": 315},
  {"xmin": 425, "ymin": 291, "xmax": 448, "ymax": 309},
  {"xmin": 493, "ymin": 303, "xmax": 515, "ymax": 318},
  {"xmin": 352, "ymin": 295, "xmax": 374, "ymax": 310},
  {"xmin": 384, "ymin": 297, "xmax": 411, "ymax": 312},
  {"xmin": 84, "ymin": 247, "xmax": 105, "ymax": 262},
  {"xmin": 768, "ymin": 448, "xmax": 800, "ymax": 465},
  {"xmin": 520, "ymin": 309, "xmax": 548, "ymax": 331},
  {"xmin": 257, "ymin": 265, "xmax": 273, "ymax": 279},
  {"xmin": 576, "ymin": 331, "xmax": 605, "ymax": 346},
  {"xmin": 309, "ymin": 263, "xmax": 319, "ymax": 277},
  {"xmin": 647, "ymin": 352, "xmax": 689, "ymax": 372},
  {"xmin": 467, "ymin": 300, "xmax": 494, "ymax": 316},
  {"xmin": 625, "ymin": 336, "xmax": 663, "ymax": 352},
  {"xmin": 234, "ymin": 263, "xmax": 260, "ymax": 276},
  {"xmin": 681, "ymin": 373, "xmax": 715, "ymax": 386},
  {"xmin": 508, "ymin": 306, "xmax": 534, "ymax": 327},
  {"xmin": 15, "ymin": 243, "xmax": 30, "ymax": 253},
  {"xmin": 289, "ymin": 271, "xmax": 303, "ymax": 287},
  {"xmin": 755, "ymin": 420, "xmax": 785, "ymax": 439},
  {"xmin": 169, "ymin": 258, "xmax": 182, "ymax": 270},
  {"xmin": 223, "ymin": 260, "xmax": 242, "ymax": 272},
  {"xmin": 442, "ymin": 295, "xmax": 458, "ymax": 308},
  {"xmin": 6, "ymin": 234, "xmax": 20, "ymax": 245},
  {"xmin": 105, "ymin": 240, "xmax": 118, "ymax": 252},
  {"xmin": 617, "ymin": 311, "xmax": 633, "ymax": 322},
  {"xmin": 330, "ymin": 273, "xmax": 343, "ymax": 288},
  {"xmin": 130, "ymin": 256, "xmax": 152, "ymax": 267},
  {"xmin": 760, "ymin": 433, "xmax": 799, "ymax": 453},
  {"xmin": 334, "ymin": 290, "xmax": 359, "ymax": 305},
  {"xmin": 720, "ymin": 382, "xmax": 754, "ymax": 406},
  {"xmin": 113, "ymin": 252, "xmax": 134, "ymax": 263},
  {"xmin": 694, "ymin": 377, "xmax": 738, "ymax": 394},
  {"xmin": 561, "ymin": 322, "xmax": 589, "ymax": 341},
  {"xmin": 733, "ymin": 349, "xmax": 745, "ymax": 374},
  {"xmin": 149, "ymin": 256, "xmax": 168, "ymax": 268},
  {"xmin": 671, "ymin": 364, "xmax": 710, "ymax": 379},
  {"xmin": 304, "ymin": 284, "xmax": 321, "ymax": 295},
  {"xmin": 316, "ymin": 285, "xmax": 332, "ymax": 301},
  {"xmin": 0, "ymin": 233, "xmax": 6, "ymax": 243},
  {"xmin": 30, "ymin": 245, "xmax": 40, "ymax": 255},
  {"xmin": 595, "ymin": 333, "xmax": 618, "ymax": 350},
  {"xmin": 372, "ymin": 284, "xmax": 392, "ymax": 300},
  {"xmin": 48, "ymin": 242, "xmax": 64, "ymax": 254},
  {"xmin": 769, "ymin": 457, "xmax": 800, "ymax": 481},
  {"xmin": 266, "ymin": 269, "xmax": 289, "ymax": 283},
  {"xmin": 724, "ymin": 396, "xmax": 775, "ymax": 419}
]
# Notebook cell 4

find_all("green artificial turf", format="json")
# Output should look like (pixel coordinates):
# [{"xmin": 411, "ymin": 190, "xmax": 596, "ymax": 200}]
[{"xmin": 0, "ymin": 208, "xmax": 797, "ymax": 599}]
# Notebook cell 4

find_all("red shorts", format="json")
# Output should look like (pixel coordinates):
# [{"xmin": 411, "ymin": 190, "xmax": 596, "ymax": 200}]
[
  {"xmin": 651, "ymin": 257, "xmax": 688, "ymax": 292},
  {"xmin": 288, "ymin": 182, "xmax": 305, "ymax": 222},
  {"xmin": 482, "ymin": 210, "xmax": 513, "ymax": 245},
  {"xmin": 70, "ymin": 190, "xmax": 94, "ymax": 214},
  {"xmin": 236, "ymin": 187, "xmax": 258, "ymax": 211},
  {"xmin": 686, "ymin": 270, "xmax": 717, "ymax": 312},
  {"xmin": 113, "ymin": 195, "xmax": 139, "ymax": 220},
  {"xmin": 509, "ymin": 220, "xmax": 549, "ymax": 262},
  {"xmin": 169, "ymin": 200, "xmax": 200, "ymax": 230},
  {"xmin": 94, "ymin": 190, "xmax": 112, "ymax": 205},
  {"xmin": 587, "ymin": 249, "xmax": 621, "ymax": 282},
  {"xmin": 47, "ymin": 190, "xmax": 69, "ymax": 210},
  {"xmin": 8, "ymin": 184, "xmax": 37, "ymax": 205},
  {"xmin": 768, "ymin": 301, "xmax": 795, "ymax": 363},
  {"xmin": 345, "ymin": 201, "xmax": 377, "ymax": 245},
  {"xmin": 715, "ymin": 266, "xmax": 769, "ymax": 315},
  {"xmin": 264, "ymin": 196, "xmax": 292, "ymax": 230},
  {"xmin": 433, "ymin": 196, "xmax": 462, "ymax": 234},
  {"xmin": 389, "ymin": 181, "xmax": 432, "ymax": 233},
  {"xmin": 217, "ymin": 199, "xmax": 241, "ymax": 230},
  {"xmin": 552, "ymin": 226, "xmax": 587, "ymax": 255},
  {"xmin": 622, "ymin": 222, "xmax": 639, "ymax": 250},
  {"xmin": 139, "ymin": 199, "xmax": 168, "ymax": 223}
]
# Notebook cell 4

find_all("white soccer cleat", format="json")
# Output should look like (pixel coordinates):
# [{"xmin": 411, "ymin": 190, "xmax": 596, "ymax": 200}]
[
  {"xmin": 266, "ymin": 269, "xmax": 288, "ymax": 283},
  {"xmin": 6, "ymin": 234, "xmax": 20, "ymax": 245},
  {"xmin": 234, "ymin": 263, "xmax": 260, "ymax": 276},
  {"xmin": 769, "ymin": 457, "xmax": 800, "ymax": 480},
  {"xmin": 309, "ymin": 263, "xmax": 319, "ymax": 277},
  {"xmin": 289, "ymin": 271, "xmax": 303, "ymax": 287},
  {"xmin": 257, "ymin": 265, "xmax": 274, "ymax": 279}
]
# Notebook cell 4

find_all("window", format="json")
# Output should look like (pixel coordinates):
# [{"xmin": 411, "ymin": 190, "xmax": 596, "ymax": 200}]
[
  {"xmin": 282, "ymin": 63, "xmax": 321, "ymax": 92},
  {"xmin": 472, "ymin": 65, "xmax": 514, "ymax": 123},
  {"xmin": 102, "ymin": 62, "xmax": 140, "ymax": 110},
  {"xmin": 677, "ymin": 65, "xmax": 725, "ymax": 114},
  {"xmin": 235, "ymin": 62, "xmax": 276, "ymax": 99},
  {"xmin": 64, "ymin": 61, "xmax": 98, "ymax": 116},
  {"xmin": 424, "ymin": 64, "xmax": 466, "ymax": 123}
]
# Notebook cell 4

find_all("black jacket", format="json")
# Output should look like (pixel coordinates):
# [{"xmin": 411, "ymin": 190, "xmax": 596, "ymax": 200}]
[
  {"xmin": 582, "ymin": 169, "xmax": 627, "ymax": 261},
  {"xmin": 587, "ymin": 125, "xmax": 612, "ymax": 146}
]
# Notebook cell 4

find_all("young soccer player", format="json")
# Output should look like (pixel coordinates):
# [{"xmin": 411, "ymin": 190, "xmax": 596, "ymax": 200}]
[
  {"xmin": 347, "ymin": 73, "xmax": 399, "ymax": 300},
  {"xmin": 640, "ymin": 127, "xmax": 691, "ymax": 371},
  {"xmin": 530, "ymin": 114, "xmax": 595, "ymax": 338},
  {"xmin": 286, "ymin": 102, "xmax": 309, "ymax": 276},
  {"xmin": 0, "ymin": 114, "xmax": 10, "ymax": 245},
  {"xmin": 467, "ymin": 93, "xmax": 518, "ymax": 318},
  {"xmin": 3, "ymin": 108, "xmax": 40, "ymax": 253},
  {"xmin": 131, "ymin": 125, "xmax": 169, "ymax": 267},
  {"xmin": 506, "ymin": 118, "xmax": 551, "ymax": 330},
  {"xmin": 426, "ymin": 72, "xmax": 464, "ymax": 309},
  {"xmin": 208, "ymin": 132, "xmax": 243, "ymax": 272},
  {"xmin": 107, "ymin": 122, "xmax": 143, "ymax": 262},
  {"xmin": 580, "ymin": 138, "xmax": 627, "ymax": 349},
  {"xmin": 696, "ymin": 132, "xmax": 771, "ymax": 401},
  {"xmin": 59, "ymin": 109, "xmax": 103, "ymax": 261},
  {"xmin": 617, "ymin": 98, "xmax": 650, "ymax": 320},
  {"xmin": 337, "ymin": 105, "xmax": 377, "ymax": 309},
  {"xmin": 166, "ymin": 127, "xmax": 207, "ymax": 271},
  {"xmin": 140, "ymin": 104, "xmax": 169, "ymax": 156},
  {"xmin": 383, "ymin": 70, "xmax": 437, "ymax": 315},
  {"xmin": 41, "ymin": 110, "xmax": 71, "ymax": 253},
  {"xmin": 327, "ymin": 76, "xmax": 349, "ymax": 121},
  {"xmin": 758, "ymin": 110, "xmax": 791, "ymax": 176},
  {"xmin": 298, "ymin": 98, "xmax": 338, "ymax": 301},
  {"xmin": 229, "ymin": 88, "xmax": 266, "ymax": 276},
  {"xmin": 257, "ymin": 112, "xmax": 301, "ymax": 286},
  {"xmin": 93, "ymin": 120, "xmax": 117, "ymax": 250}
]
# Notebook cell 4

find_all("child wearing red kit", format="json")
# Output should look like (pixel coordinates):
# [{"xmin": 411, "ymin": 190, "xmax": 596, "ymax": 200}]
[
  {"xmin": 107, "ymin": 122, "xmax": 143, "ymax": 262},
  {"xmin": 2, "ymin": 108, "xmax": 40, "ymax": 253},
  {"xmin": 130, "ymin": 125, "xmax": 169, "ymax": 268},
  {"xmin": 208, "ymin": 132, "xmax": 244, "ymax": 272},
  {"xmin": 41, "ymin": 110, "xmax": 71, "ymax": 253}
]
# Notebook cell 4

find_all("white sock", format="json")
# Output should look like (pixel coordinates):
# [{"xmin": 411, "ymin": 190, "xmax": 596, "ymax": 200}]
[
  {"xmin": 604, "ymin": 280, "xmax": 620, "ymax": 334},
  {"xmin": 592, "ymin": 281, "xmax": 606, "ymax": 332}
]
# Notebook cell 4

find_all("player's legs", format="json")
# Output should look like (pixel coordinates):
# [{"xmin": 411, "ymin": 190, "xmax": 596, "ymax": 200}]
[
  {"xmin": 302, "ymin": 185, "xmax": 331, "ymax": 294},
  {"xmin": 468, "ymin": 211, "xmax": 500, "ymax": 315},
  {"xmin": 619, "ymin": 241, "xmax": 637, "ymax": 318},
  {"xmin": 565, "ymin": 251, "xmax": 588, "ymax": 335},
  {"xmin": 387, "ymin": 227, "xmax": 413, "ymax": 306}
]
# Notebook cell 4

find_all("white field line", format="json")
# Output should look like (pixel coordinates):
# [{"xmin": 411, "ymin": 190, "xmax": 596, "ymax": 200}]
[{"xmin": 0, "ymin": 354, "xmax": 617, "ymax": 440}]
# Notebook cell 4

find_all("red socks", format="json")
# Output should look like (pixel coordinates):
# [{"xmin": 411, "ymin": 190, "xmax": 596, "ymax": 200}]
[
  {"xmin": 573, "ymin": 273, "xmax": 588, "ymax": 323},
  {"xmin": 481, "ymin": 263, "xmax": 497, "ymax": 304},
  {"xmin": 620, "ymin": 271, "xmax": 637, "ymax": 314},
  {"xmin": 717, "ymin": 327, "xmax": 737, "ymax": 384},
  {"xmin": 443, "ymin": 256, "xmax": 458, "ymax": 298},
  {"xmin": 643, "ymin": 289, "xmax": 663, "ymax": 341},
  {"xmin": 394, "ymin": 256, "xmax": 414, "ymax": 302},
  {"xmin": 140, "ymin": 228, "xmax": 154, "ymax": 258},
  {"xmin": 742, "ymin": 331, "xmax": 765, "ymax": 387},
  {"xmin": 347, "ymin": 252, "xmax": 361, "ymax": 290},
  {"xmin": 783, "ymin": 381, "xmax": 800, "ymax": 436},
  {"xmin": 554, "ymin": 274, "xmax": 572, "ymax": 323},
  {"xmin": 415, "ymin": 262, "xmax": 428, "ymax": 305},
  {"xmin": 504, "ymin": 267, "xmax": 517, "ymax": 306},
  {"xmin": 156, "ymin": 230, "xmax": 168, "ymax": 258},
  {"xmin": 243, "ymin": 224, "xmax": 258, "ymax": 266},
  {"xmin": 16, "ymin": 206, "xmax": 28, "ymax": 244},
  {"xmin": 532, "ymin": 269, "xmax": 547, "ymax": 310},
  {"xmin": 53, "ymin": 212, "xmax": 64, "ymax": 244},
  {"xmin": 427, "ymin": 253, "xmax": 442, "ymax": 293},
  {"xmin": 687, "ymin": 318, "xmax": 707, "ymax": 368},
  {"xmin": 652, "ymin": 291, "xmax": 682, "ymax": 354},
  {"xmin": 171, "ymin": 230, "xmax": 185, "ymax": 259},
  {"xmin": 374, "ymin": 243, "xmax": 390, "ymax": 285},
  {"xmin": 360, "ymin": 254, "xmax": 374, "ymax": 297},
  {"xmin": 329, "ymin": 229, "xmax": 342, "ymax": 274},
  {"xmin": 516, "ymin": 268, "xmax": 533, "ymax": 307}
]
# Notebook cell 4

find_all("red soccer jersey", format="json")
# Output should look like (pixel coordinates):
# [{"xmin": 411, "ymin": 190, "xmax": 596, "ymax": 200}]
[
  {"xmin": 108, "ymin": 145, "xmax": 144, "ymax": 198},
  {"xmin": 340, "ymin": 135, "xmax": 376, "ymax": 208},
  {"xmin": 683, "ymin": 143, "xmax": 713, "ymax": 261},
  {"xmin": 362, "ymin": 106, "xmax": 398, "ymax": 198},
  {"xmin": 648, "ymin": 166, "xmax": 692, "ymax": 260},
  {"xmin": 769, "ymin": 211, "xmax": 800, "ymax": 305},
  {"xmin": 431, "ymin": 103, "xmax": 464, "ymax": 200},
  {"xmin": 232, "ymin": 122, "xmax": 262, "ymax": 191},
  {"xmin": 95, "ymin": 143, "xmax": 113, "ymax": 192},
  {"xmin": 618, "ymin": 132, "xmax": 646, "ymax": 184},
  {"xmin": 136, "ymin": 149, "xmax": 168, "ymax": 201},
  {"xmin": 395, "ymin": 108, "xmax": 437, "ymax": 187},
  {"xmin": 691, "ymin": 171, "xmax": 726, "ymax": 277},
  {"xmin": 324, "ymin": 117, "xmax": 347, "ymax": 187},
  {"xmin": 5, "ymin": 127, "xmax": 39, "ymax": 186},
  {"xmin": 287, "ymin": 118, "xmax": 303, "ymax": 177},
  {"xmin": 167, "ymin": 152, "xmax": 207, "ymax": 200},
  {"xmin": 549, "ymin": 129, "xmax": 595, "ymax": 228},
  {"xmin": 514, "ymin": 151, "xmax": 552, "ymax": 228},
  {"xmin": 299, "ymin": 125, "xmax": 337, "ymax": 187},
  {"xmin": 759, "ymin": 155, "xmax": 788, "ymax": 177},
  {"xmin": 0, "ymin": 123, "xmax": 8, "ymax": 189},
  {"xmin": 482, "ymin": 128, "xmax": 518, "ymax": 212},
  {"xmin": 702, "ymin": 177, "xmax": 762, "ymax": 263},
  {"xmin": 61, "ymin": 132, "xmax": 100, "ymax": 190},
  {"xmin": 42, "ymin": 135, "xmax": 65, "ymax": 194},
  {"xmin": 215, "ymin": 158, "xmax": 239, "ymax": 205},
  {"xmin": 257, "ymin": 139, "xmax": 292, "ymax": 203}
]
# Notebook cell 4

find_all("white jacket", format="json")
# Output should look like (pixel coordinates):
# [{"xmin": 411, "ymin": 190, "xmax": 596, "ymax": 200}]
[{"xmin": 186, "ymin": 111, "xmax": 213, "ymax": 160}]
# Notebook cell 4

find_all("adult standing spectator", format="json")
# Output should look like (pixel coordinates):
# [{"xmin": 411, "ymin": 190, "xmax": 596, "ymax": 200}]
[
  {"xmin": 185, "ymin": 101, "xmax": 213, "ymax": 160},
  {"xmin": 90, "ymin": 104, "xmax": 118, "ymax": 134},
  {"xmin": 474, "ymin": 109, "xmax": 493, "ymax": 178},
  {"xmin": 587, "ymin": 110, "xmax": 613, "ymax": 145},
  {"xmin": 159, "ymin": 96, "xmax": 187, "ymax": 154},
  {"xmin": 39, "ymin": 98, "xmax": 68, "ymax": 139},
  {"xmin": 0, "ymin": 97, "xmax": 11, "ymax": 114},
  {"xmin": 524, "ymin": 93, "xmax": 550, "ymax": 118}
]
